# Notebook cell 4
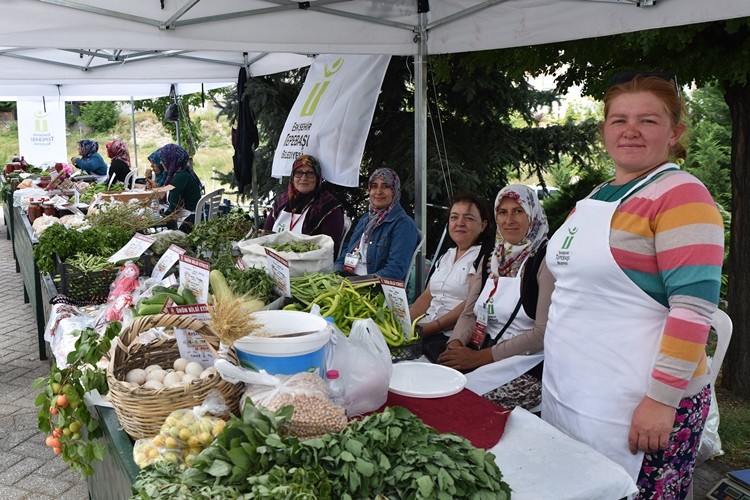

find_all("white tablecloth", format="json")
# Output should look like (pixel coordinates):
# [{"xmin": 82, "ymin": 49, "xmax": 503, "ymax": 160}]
[{"xmin": 491, "ymin": 407, "xmax": 638, "ymax": 500}]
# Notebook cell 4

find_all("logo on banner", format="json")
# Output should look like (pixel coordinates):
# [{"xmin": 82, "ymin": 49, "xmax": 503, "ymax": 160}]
[
  {"xmin": 32, "ymin": 110, "xmax": 54, "ymax": 146},
  {"xmin": 301, "ymin": 59, "xmax": 343, "ymax": 117}
]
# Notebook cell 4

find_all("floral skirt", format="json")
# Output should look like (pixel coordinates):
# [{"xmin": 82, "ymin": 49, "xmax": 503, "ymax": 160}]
[
  {"xmin": 635, "ymin": 385, "xmax": 712, "ymax": 500},
  {"xmin": 481, "ymin": 373, "xmax": 542, "ymax": 411}
]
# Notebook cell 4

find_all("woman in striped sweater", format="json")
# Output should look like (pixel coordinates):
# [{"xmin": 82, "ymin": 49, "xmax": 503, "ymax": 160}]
[{"xmin": 541, "ymin": 72, "xmax": 724, "ymax": 499}]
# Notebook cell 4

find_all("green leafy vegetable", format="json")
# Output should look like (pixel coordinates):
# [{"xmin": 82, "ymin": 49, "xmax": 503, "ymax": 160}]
[{"xmin": 131, "ymin": 403, "xmax": 511, "ymax": 500}]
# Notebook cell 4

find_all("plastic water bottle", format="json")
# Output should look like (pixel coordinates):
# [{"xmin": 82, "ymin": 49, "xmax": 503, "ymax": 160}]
[
  {"xmin": 150, "ymin": 198, "xmax": 159, "ymax": 216},
  {"xmin": 326, "ymin": 369, "xmax": 346, "ymax": 407}
]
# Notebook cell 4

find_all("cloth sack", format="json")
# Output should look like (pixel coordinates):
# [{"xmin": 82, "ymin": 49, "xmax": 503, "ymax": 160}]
[{"xmin": 237, "ymin": 231, "xmax": 334, "ymax": 277}]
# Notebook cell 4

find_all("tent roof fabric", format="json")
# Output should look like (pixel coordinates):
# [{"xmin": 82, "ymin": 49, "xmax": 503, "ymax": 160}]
[{"xmin": 6, "ymin": 0, "xmax": 750, "ymax": 56}]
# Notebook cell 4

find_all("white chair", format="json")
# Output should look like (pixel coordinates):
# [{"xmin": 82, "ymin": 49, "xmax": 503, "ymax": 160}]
[
  {"xmin": 123, "ymin": 169, "xmax": 137, "ymax": 191},
  {"xmin": 337, "ymin": 214, "xmax": 353, "ymax": 259},
  {"xmin": 193, "ymin": 188, "xmax": 225, "ymax": 225},
  {"xmin": 708, "ymin": 309, "xmax": 733, "ymax": 387},
  {"xmin": 686, "ymin": 309, "xmax": 733, "ymax": 500},
  {"xmin": 403, "ymin": 229, "xmax": 423, "ymax": 288}
]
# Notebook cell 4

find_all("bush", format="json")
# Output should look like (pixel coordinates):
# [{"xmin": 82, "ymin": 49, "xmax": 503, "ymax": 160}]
[{"xmin": 79, "ymin": 101, "xmax": 120, "ymax": 133}]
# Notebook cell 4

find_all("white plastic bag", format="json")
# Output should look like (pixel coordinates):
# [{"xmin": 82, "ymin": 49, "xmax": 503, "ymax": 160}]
[
  {"xmin": 329, "ymin": 318, "xmax": 393, "ymax": 416},
  {"xmin": 236, "ymin": 231, "xmax": 334, "ymax": 277}
]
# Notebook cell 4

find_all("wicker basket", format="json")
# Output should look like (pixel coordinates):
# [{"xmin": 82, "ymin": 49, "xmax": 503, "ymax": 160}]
[{"xmin": 106, "ymin": 314, "xmax": 245, "ymax": 440}]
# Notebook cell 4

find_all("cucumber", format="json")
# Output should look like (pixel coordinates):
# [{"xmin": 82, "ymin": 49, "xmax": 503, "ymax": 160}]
[
  {"xmin": 182, "ymin": 288, "xmax": 198, "ymax": 305},
  {"xmin": 152, "ymin": 285, "xmax": 179, "ymax": 295},
  {"xmin": 137, "ymin": 303, "xmax": 166, "ymax": 316},
  {"xmin": 142, "ymin": 292, "xmax": 185, "ymax": 305}
]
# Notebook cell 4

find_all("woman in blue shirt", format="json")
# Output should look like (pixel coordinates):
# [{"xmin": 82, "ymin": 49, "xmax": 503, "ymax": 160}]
[
  {"xmin": 334, "ymin": 168, "xmax": 419, "ymax": 281},
  {"xmin": 70, "ymin": 139, "xmax": 108, "ymax": 183}
]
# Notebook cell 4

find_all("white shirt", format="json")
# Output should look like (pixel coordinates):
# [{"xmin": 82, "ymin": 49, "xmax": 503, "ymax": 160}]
[{"xmin": 423, "ymin": 245, "xmax": 481, "ymax": 335}]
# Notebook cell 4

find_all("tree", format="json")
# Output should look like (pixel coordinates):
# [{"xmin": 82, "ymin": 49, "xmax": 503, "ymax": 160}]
[
  {"xmin": 79, "ymin": 101, "xmax": 119, "ymax": 133},
  {"xmin": 505, "ymin": 18, "xmax": 750, "ymax": 397}
]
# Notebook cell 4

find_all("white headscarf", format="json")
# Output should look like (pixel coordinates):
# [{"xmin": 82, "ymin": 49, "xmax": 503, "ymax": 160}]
[{"xmin": 490, "ymin": 184, "xmax": 549, "ymax": 278}]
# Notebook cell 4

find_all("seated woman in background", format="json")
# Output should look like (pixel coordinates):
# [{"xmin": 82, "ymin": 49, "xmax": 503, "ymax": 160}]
[
  {"xmin": 437, "ymin": 184, "xmax": 554, "ymax": 411},
  {"xmin": 145, "ymin": 148, "xmax": 168, "ymax": 189},
  {"xmin": 410, "ymin": 193, "xmax": 493, "ymax": 358},
  {"xmin": 104, "ymin": 139, "xmax": 132, "ymax": 186},
  {"xmin": 263, "ymin": 155, "xmax": 345, "ymax": 256},
  {"xmin": 159, "ymin": 144, "xmax": 203, "ymax": 216},
  {"xmin": 70, "ymin": 139, "xmax": 108, "ymax": 183},
  {"xmin": 334, "ymin": 168, "xmax": 419, "ymax": 281}
]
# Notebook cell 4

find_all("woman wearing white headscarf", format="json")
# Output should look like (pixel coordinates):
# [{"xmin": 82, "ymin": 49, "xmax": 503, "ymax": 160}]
[
  {"xmin": 437, "ymin": 184, "xmax": 555, "ymax": 410},
  {"xmin": 334, "ymin": 167, "xmax": 419, "ymax": 281}
]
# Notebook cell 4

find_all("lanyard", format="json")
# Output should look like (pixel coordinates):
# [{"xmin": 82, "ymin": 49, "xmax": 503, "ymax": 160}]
[
  {"xmin": 483, "ymin": 276, "xmax": 500, "ymax": 316},
  {"xmin": 288, "ymin": 203, "xmax": 311, "ymax": 232}
]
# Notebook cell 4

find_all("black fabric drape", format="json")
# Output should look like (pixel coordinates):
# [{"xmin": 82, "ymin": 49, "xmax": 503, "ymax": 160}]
[{"xmin": 232, "ymin": 67, "xmax": 259, "ymax": 194}]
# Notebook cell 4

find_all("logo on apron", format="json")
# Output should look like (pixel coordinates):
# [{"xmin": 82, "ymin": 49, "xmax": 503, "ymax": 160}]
[{"xmin": 555, "ymin": 227, "xmax": 577, "ymax": 266}]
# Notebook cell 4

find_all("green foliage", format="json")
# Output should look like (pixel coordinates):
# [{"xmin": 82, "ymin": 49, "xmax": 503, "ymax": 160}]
[
  {"xmin": 80, "ymin": 101, "xmax": 120, "ymax": 133},
  {"xmin": 684, "ymin": 84, "xmax": 732, "ymax": 207},
  {"xmin": 33, "ymin": 223, "xmax": 133, "ymax": 274},
  {"xmin": 33, "ymin": 321, "xmax": 121, "ymax": 477},
  {"xmin": 132, "ymin": 404, "xmax": 510, "ymax": 499}
]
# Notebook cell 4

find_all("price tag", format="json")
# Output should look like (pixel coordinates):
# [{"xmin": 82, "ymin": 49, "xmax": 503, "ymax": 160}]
[
  {"xmin": 379, "ymin": 277, "xmax": 411, "ymax": 341},
  {"xmin": 265, "ymin": 248, "xmax": 291, "ymax": 298},
  {"xmin": 150, "ymin": 244, "xmax": 186, "ymax": 281},
  {"xmin": 178, "ymin": 255, "xmax": 211, "ymax": 304},
  {"xmin": 108, "ymin": 233, "xmax": 155, "ymax": 264},
  {"xmin": 162, "ymin": 303, "xmax": 215, "ymax": 368}
]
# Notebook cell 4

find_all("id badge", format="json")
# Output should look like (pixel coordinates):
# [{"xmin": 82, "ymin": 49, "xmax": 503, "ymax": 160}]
[
  {"xmin": 343, "ymin": 252, "xmax": 360, "ymax": 273},
  {"xmin": 469, "ymin": 314, "xmax": 488, "ymax": 349}
]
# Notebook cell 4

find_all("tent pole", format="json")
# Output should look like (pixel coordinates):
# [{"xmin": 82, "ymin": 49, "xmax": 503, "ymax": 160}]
[
  {"xmin": 130, "ymin": 96, "xmax": 139, "ymax": 174},
  {"xmin": 244, "ymin": 53, "xmax": 260, "ymax": 229},
  {"xmin": 413, "ymin": 14, "xmax": 427, "ymax": 295}
]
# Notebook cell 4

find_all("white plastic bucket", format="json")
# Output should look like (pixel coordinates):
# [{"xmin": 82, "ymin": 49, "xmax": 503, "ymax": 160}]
[{"xmin": 233, "ymin": 311, "xmax": 330, "ymax": 375}]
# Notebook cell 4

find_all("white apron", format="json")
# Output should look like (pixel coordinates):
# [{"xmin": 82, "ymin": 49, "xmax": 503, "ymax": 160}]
[
  {"xmin": 465, "ymin": 258, "xmax": 544, "ymax": 395},
  {"xmin": 272, "ymin": 208, "xmax": 309, "ymax": 234},
  {"xmin": 542, "ymin": 168, "xmax": 670, "ymax": 481}
]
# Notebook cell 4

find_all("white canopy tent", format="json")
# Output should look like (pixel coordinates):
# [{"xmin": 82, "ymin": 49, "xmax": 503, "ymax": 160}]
[{"xmin": 5, "ymin": 0, "xmax": 750, "ymax": 288}]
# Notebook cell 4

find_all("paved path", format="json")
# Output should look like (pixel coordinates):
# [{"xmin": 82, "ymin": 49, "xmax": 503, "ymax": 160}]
[
  {"xmin": 0, "ymin": 209, "xmax": 734, "ymax": 500},
  {"xmin": 0, "ymin": 214, "xmax": 88, "ymax": 500}
]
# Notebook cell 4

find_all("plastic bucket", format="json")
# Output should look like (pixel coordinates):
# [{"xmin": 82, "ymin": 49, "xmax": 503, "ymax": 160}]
[{"xmin": 233, "ymin": 311, "xmax": 330, "ymax": 375}]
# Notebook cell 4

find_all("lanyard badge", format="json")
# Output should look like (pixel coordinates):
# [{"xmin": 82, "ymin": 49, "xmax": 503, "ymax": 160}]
[{"xmin": 343, "ymin": 250, "xmax": 361, "ymax": 273}]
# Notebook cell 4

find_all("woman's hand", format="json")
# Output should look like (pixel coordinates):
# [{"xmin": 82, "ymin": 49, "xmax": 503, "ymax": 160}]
[
  {"xmin": 437, "ymin": 343, "xmax": 492, "ymax": 371},
  {"xmin": 628, "ymin": 396, "xmax": 676, "ymax": 454},
  {"xmin": 70, "ymin": 157, "xmax": 78, "ymax": 166}
]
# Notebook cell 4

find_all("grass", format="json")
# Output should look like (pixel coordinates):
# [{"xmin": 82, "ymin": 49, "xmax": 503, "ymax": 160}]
[{"xmin": 714, "ymin": 386, "xmax": 750, "ymax": 469}]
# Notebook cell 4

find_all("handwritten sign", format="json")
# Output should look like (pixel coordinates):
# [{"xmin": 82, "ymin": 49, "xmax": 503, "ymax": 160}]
[
  {"xmin": 108, "ymin": 233, "xmax": 155, "ymax": 264},
  {"xmin": 265, "ymin": 248, "xmax": 291, "ymax": 298},
  {"xmin": 163, "ymin": 303, "xmax": 215, "ymax": 368},
  {"xmin": 178, "ymin": 255, "xmax": 211, "ymax": 304},
  {"xmin": 379, "ymin": 277, "xmax": 411, "ymax": 341},
  {"xmin": 151, "ymin": 244, "xmax": 186, "ymax": 281}
]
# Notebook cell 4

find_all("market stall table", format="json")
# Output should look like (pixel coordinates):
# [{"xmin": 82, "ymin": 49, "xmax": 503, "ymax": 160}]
[
  {"xmin": 11, "ymin": 205, "xmax": 47, "ymax": 360},
  {"xmin": 87, "ymin": 389, "xmax": 636, "ymax": 500}
]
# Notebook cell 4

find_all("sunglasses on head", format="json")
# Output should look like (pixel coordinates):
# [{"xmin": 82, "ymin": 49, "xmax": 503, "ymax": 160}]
[{"xmin": 612, "ymin": 71, "xmax": 679, "ymax": 94}]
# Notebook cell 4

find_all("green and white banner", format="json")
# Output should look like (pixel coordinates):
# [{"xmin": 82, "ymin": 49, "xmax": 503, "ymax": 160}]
[
  {"xmin": 16, "ymin": 99, "xmax": 67, "ymax": 166},
  {"xmin": 272, "ymin": 54, "xmax": 390, "ymax": 187}
]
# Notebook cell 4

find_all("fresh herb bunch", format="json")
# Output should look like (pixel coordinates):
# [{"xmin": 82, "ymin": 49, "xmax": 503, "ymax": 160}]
[
  {"xmin": 86, "ymin": 201, "xmax": 179, "ymax": 234},
  {"xmin": 132, "ymin": 403, "xmax": 510, "ymax": 500},
  {"xmin": 265, "ymin": 241, "xmax": 320, "ymax": 253},
  {"xmin": 33, "ymin": 223, "xmax": 133, "ymax": 274},
  {"xmin": 187, "ymin": 208, "xmax": 257, "ymax": 260},
  {"xmin": 207, "ymin": 251, "xmax": 275, "ymax": 302},
  {"xmin": 33, "ymin": 322, "xmax": 121, "ymax": 477}
]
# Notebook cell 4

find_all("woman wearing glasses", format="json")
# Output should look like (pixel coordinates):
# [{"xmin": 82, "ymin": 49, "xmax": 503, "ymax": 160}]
[
  {"xmin": 263, "ymin": 155, "xmax": 345, "ymax": 256},
  {"xmin": 436, "ymin": 184, "xmax": 553, "ymax": 411},
  {"xmin": 334, "ymin": 167, "xmax": 419, "ymax": 281},
  {"xmin": 542, "ymin": 73, "xmax": 724, "ymax": 498}
]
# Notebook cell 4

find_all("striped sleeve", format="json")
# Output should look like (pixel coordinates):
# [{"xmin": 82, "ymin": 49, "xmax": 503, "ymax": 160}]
[{"xmin": 610, "ymin": 171, "xmax": 724, "ymax": 406}]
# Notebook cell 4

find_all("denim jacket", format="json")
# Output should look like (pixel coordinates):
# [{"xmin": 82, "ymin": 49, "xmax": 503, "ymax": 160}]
[{"xmin": 334, "ymin": 203, "xmax": 419, "ymax": 281}]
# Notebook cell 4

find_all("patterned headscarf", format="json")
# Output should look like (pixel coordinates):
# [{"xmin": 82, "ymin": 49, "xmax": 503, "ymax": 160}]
[
  {"xmin": 77, "ymin": 139, "xmax": 99, "ymax": 159},
  {"xmin": 287, "ymin": 155, "xmax": 323, "ymax": 211},
  {"xmin": 105, "ymin": 140, "xmax": 131, "ymax": 167},
  {"xmin": 147, "ymin": 148, "xmax": 167, "ymax": 187},
  {"xmin": 362, "ymin": 168, "xmax": 401, "ymax": 243},
  {"xmin": 160, "ymin": 144, "xmax": 190, "ymax": 186},
  {"xmin": 490, "ymin": 184, "xmax": 549, "ymax": 279}
]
